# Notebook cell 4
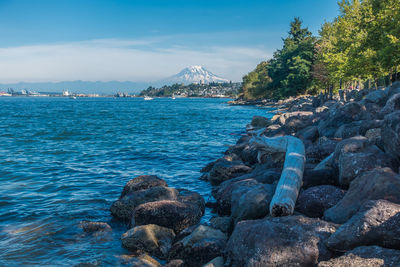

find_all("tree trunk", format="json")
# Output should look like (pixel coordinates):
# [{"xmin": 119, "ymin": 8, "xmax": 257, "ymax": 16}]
[{"xmin": 250, "ymin": 136, "xmax": 306, "ymax": 217}]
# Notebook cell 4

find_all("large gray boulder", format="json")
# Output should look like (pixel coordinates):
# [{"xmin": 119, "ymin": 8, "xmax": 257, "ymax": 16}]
[
  {"xmin": 382, "ymin": 111, "xmax": 400, "ymax": 161},
  {"xmin": 212, "ymin": 178, "xmax": 259, "ymax": 215},
  {"xmin": 169, "ymin": 225, "xmax": 227, "ymax": 267},
  {"xmin": 295, "ymin": 185, "xmax": 345, "ymax": 218},
  {"xmin": 250, "ymin": 115, "xmax": 271, "ymax": 128},
  {"xmin": 235, "ymin": 164, "xmax": 281, "ymax": 184},
  {"xmin": 361, "ymin": 89, "xmax": 388, "ymax": 106},
  {"xmin": 121, "ymin": 224, "xmax": 175, "ymax": 259},
  {"xmin": 225, "ymin": 215, "xmax": 337, "ymax": 267},
  {"xmin": 132, "ymin": 200, "xmax": 203, "ymax": 233},
  {"xmin": 327, "ymin": 200, "xmax": 400, "ymax": 251},
  {"xmin": 111, "ymin": 186, "xmax": 179, "ymax": 221},
  {"xmin": 318, "ymin": 102, "xmax": 372, "ymax": 137},
  {"xmin": 338, "ymin": 145, "xmax": 395, "ymax": 187},
  {"xmin": 231, "ymin": 183, "xmax": 275, "ymax": 223},
  {"xmin": 381, "ymin": 93, "xmax": 400, "ymax": 115},
  {"xmin": 318, "ymin": 246, "xmax": 400, "ymax": 267},
  {"xmin": 324, "ymin": 168, "xmax": 400, "ymax": 224}
]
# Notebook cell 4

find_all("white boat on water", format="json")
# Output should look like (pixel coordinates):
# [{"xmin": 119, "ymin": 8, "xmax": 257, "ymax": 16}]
[
  {"xmin": 171, "ymin": 94, "xmax": 176, "ymax": 100},
  {"xmin": 144, "ymin": 96, "xmax": 154, "ymax": 100}
]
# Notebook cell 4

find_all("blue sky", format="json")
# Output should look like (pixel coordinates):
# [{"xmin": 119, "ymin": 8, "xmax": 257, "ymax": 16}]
[{"xmin": 0, "ymin": 0, "xmax": 339, "ymax": 83}]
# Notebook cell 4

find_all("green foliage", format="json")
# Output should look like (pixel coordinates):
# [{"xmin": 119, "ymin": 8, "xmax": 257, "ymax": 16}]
[
  {"xmin": 241, "ymin": 61, "xmax": 271, "ymax": 99},
  {"xmin": 242, "ymin": 18, "xmax": 316, "ymax": 100}
]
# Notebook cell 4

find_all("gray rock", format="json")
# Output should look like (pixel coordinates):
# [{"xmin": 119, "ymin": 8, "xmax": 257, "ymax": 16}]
[
  {"xmin": 295, "ymin": 185, "xmax": 345, "ymax": 218},
  {"xmin": 296, "ymin": 125, "xmax": 319, "ymax": 143},
  {"xmin": 327, "ymin": 200, "xmax": 400, "ymax": 251},
  {"xmin": 318, "ymin": 246, "xmax": 400, "ymax": 267},
  {"xmin": 225, "ymin": 215, "xmax": 337, "ymax": 267},
  {"xmin": 324, "ymin": 168, "xmax": 400, "ymax": 224},
  {"xmin": 209, "ymin": 216, "xmax": 231, "ymax": 234},
  {"xmin": 235, "ymin": 164, "xmax": 281, "ymax": 184},
  {"xmin": 250, "ymin": 115, "xmax": 271, "ymax": 128},
  {"xmin": 120, "ymin": 175, "xmax": 167, "ymax": 198},
  {"xmin": 382, "ymin": 111, "xmax": 400, "ymax": 161},
  {"xmin": 207, "ymin": 159, "xmax": 251, "ymax": 185},
  {"xmin": 302, "ymin": 168, "xmax": 336, "ymax": 188},
  {"xmin": 212, "ymin": 178, "xmax": 259, "ymax": 215},
  {"xmin": 338, "ymin": 145, "xmax": 395, "ymax": 187},
  {"xmin": 381, "ymin": 93, "xmax": 400, "ymax": 115},
  {"xmin": 361, "ymin": 89, "xmax": 388, "ymax": 106},
  {"xmin": 231, "ymin": 183, "xmax": 275, "ymax": 223},
  {"xmin": 133, "ymin": 200, "xmax": 203, "ymax": 233},
  {"xmin": 318, "ymin": 102, "xmax": 370, "ymax": 137},
  {"xmin": 111, "ymin": 186, "xmax": 179, "ymax": 221},
  {"xmin": 169, "ymin": 225, "xmax": 227, "ymax": 267},
  {"xmin": 79, "ymin": 221, "xmax": 111, "ymax": 233},
  {"xmin": 121, "ymin": 224, "xmax": 175, "ymax": 259}
]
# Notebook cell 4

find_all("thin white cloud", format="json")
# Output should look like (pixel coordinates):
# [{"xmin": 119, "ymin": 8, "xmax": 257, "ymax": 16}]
[{"xmin": 0, "ymin": 38, "xmax": 271, "ymax": 83}]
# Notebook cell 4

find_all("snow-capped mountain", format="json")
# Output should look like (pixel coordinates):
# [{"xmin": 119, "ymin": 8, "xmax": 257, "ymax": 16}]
[{"xmin": 162, "ymin": 66, "xmax": 229, "ymax": 85}]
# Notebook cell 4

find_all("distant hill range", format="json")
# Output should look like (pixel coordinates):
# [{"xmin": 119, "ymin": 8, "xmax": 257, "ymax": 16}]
[{"xmin": 0, "ymin": 66, "xmax": 232, "ymax": 94}]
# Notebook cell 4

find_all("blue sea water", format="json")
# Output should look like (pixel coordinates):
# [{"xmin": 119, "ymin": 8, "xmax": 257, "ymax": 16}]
[{"xmin": 0, "ymin": 97, "xmax": 271, "ymax": 266}]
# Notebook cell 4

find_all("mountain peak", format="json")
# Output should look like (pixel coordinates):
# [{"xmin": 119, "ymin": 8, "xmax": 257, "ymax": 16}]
[{"xmin": 163, "ymin": 66, "xmax": 229, "ymax": 85}]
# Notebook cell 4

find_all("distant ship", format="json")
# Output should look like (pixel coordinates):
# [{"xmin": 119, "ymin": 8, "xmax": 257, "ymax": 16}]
[{"xmin": 144, "ymin": 96, "xmax": 154, "ymax": 100}]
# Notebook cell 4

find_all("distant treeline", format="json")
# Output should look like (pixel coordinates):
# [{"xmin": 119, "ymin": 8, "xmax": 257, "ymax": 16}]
[
  {"xmin": 242, "ymin": 0, "xmax": 400, "ymax": 100},
  {"xmin": 139, "ymin": 82, "xmax": 241, "ymax": 97}
]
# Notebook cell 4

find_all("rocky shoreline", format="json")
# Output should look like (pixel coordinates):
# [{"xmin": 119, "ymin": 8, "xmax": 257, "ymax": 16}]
[{"xmin": 82, "ymin": 82, "xmax": 400, "ymax": 266}]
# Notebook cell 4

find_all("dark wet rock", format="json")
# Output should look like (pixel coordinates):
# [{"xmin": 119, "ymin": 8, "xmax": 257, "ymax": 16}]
[
  {"xmin": 295, "ymin": 185, "xmax": 345, "ymax": 218},
  {"xmin": 382, "ymin": 111, "xmax": 400, "ymax": 161},
  {"xmin": 306, "ymin": 137, "xmax": 339, "ymax": 163},
  {"xmin": 318, "ymin": 246, "xmax": 400, "ymax": 267},
  {"xmin": 231, "ymin": 183, "xmax": 275, "ymax": 223},
  {"xmin": 79, "ymin": 221, "xmax": 111, "ymax": 233},
  {"xmin": 361, "ymin": 89, "xmax": 388, "ymax": 106},
  {"xmin": 133, "ymin": 200, "xmax": 203, "ymax": 233},
  {"xmin": 327, "ymin": 200, "xmax": 400, "ymax": 251},
  {"xmin": 284, "ymin": 113, "xmax": 314, "ymax": 133},
  {"xmin": 250, "ymin": 115, "xmax": 271, "ymax": 128},
  {"xmin": 163, "ymin": 259, "xmax": 185, "ymax": 267},
  {"xmin": 202, "ymin": 257, "xmax": 224, "ymax": 267},
  {"xmin": 239, "ymin": 146, "xmax": 259, "ymax": 166},
  {"xmin": 111, "ymin": 186, "xmax": 179, "ymax": 221},
  {"xmin": 324, "ymin": 168, "xmax": 400, "ymax": 224},
  {"xmin": 381, "ymin": 93, "xmax": 400, "ymax": 115},
  {"xmin": 212, "ymin": 178, "xmax": 259, "ymax": 216},
  {"xmin": 121, "ymin": 224, "xmax": 175, "ymax": 259},
  {"xmin": 318, "ymin": 102, "xmax": 372, "ymax": 137},
  {"xmin": 209, "ymin": 216, "xmax": 231, "ymax": 234},
  {"xmin": 120, "ymin": 175, "xmax": 168, "ymax": 198},
  {"xmin": 333, "ymin": 120, "xmax": 383, "ymax": 139},
  {"xmin": 296, "ymin": 125, "xmax": 319, "ymax": 143},
  {"xmin": 169, "ymin": 225, "xmax": 227, "ymax": 267},
  {"xmin": 302, "ymin": 168, "xmax": 336, "ymax": 188},
  {"xmin": 200, "ymin": 161, "xmax": 216, "ymax": 173},
  {"xmin": 225, "ymin": 215, "xmax": 337, "ymax": 267},
  {"xmin": 338, "ymin": 145, "xmax": 395, "ymax": 187},
  {"xmin": 207, "ymin": 159, "xmax": 251, "ymax": 185},
  {"xmin": 235, "ymin": 164, "xmax": 281, "ymax": 184},
  {"xmin": 177, "ymin": 189, "xmax": 205, "ymax": 216}
]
